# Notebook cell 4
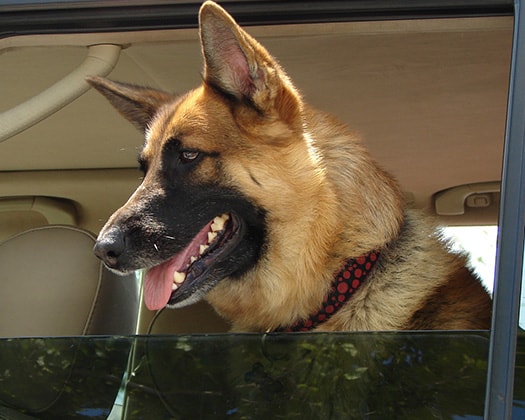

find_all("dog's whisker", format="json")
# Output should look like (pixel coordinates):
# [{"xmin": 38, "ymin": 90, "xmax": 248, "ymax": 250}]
[{"xmin": 153, "ymin": 243, "xmax": 159, "ymax": 252}]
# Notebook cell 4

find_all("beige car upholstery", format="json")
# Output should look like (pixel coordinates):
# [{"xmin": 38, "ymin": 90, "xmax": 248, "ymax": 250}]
[
  {"xmin": 0, "ymin": 225, "xmax": 139, "ymax": 336},
  {"xmin": 146, "ymin": 301, "xmax": 231, "ymax": 334}
]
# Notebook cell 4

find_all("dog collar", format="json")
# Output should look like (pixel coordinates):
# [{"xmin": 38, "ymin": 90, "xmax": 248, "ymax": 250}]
[{"xmin": 277, "ymin": 251, "xmax": 379, "ymax": 332}]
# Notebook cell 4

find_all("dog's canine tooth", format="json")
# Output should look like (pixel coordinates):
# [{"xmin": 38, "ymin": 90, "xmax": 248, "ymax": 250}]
[
  {"xmin": 210, "ymin": 219, "xmax": 223, "ymax": 232},
  {"xmin": 211, "ymin": 214, "xmax": 229, "ymax": 232},
  {"xmin": 173, "ymin": 271, "xmax": 186, "ymax": 284},
  {"xmin": 208, "ymin": 231, "xmax": 218, "ymax": 243},
  {"xmin": 199, "ymin": 244, "xmax": 209, "ymax": 255}
]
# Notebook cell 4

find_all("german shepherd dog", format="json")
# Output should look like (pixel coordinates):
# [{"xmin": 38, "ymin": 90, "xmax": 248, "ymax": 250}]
[{"xmin": 90, "ymin": 1, "xmax": 492, "ymax": 332}]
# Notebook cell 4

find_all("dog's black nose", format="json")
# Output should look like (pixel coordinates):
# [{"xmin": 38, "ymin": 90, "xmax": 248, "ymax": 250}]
[{"xmin": 93, "ymin": 230, "xmax": 126, "ymax": 269}]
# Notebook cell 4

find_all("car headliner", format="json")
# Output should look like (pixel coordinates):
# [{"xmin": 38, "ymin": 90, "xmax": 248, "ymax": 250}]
[{"xmin": 0, "ymin": 16, "xmax": 511, "ymax": 237}]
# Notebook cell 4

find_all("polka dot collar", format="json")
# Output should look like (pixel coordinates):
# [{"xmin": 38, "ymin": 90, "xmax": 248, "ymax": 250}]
[{"xmin": 277, "ymin": 251, "xmax": 380, "ymax": 332}]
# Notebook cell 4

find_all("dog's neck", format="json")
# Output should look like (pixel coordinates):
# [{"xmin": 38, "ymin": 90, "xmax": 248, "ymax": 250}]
[{"xmin": 277, "ymin": 250, "xmax": 380, "ymax": 332}]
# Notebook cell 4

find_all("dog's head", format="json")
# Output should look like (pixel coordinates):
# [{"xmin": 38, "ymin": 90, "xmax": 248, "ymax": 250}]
[{"xmin": 89, "ymin": 1, "xmax": 314, "ymax": 311}]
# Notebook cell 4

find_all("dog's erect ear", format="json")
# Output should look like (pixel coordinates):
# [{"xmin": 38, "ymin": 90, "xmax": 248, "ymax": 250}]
[
  {"xmin": 199, "ymin": 1, "xmax": 299, "ymax": 114},
  {"xmin": 87, "ymin": 76, "xmax": 173, "ymax": 132}
]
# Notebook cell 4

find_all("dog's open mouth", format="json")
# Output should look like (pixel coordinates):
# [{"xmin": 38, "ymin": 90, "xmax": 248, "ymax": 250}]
[{"xmin": 144, "ymin": 213, "xmax": 239, "ymax": 310}]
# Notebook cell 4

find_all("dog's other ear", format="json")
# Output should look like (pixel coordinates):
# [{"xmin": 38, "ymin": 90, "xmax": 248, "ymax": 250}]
[
  {"xmin": 87, "ymin": 76, "xmax": 173, "ymax": 132},
  {"xmin": 199, "ymin": 1, "xmax": 300, "ymax": 116}
]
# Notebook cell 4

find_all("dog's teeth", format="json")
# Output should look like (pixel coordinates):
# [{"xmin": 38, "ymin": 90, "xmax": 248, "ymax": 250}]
[
  {"xmin": 190, "ymin": 256, "xmax": 197, "ymax": 263},
  {"xmin": 208, "ymin": 231, "xmax": 218, "ymax": 243},
  {"xmin": 172, "ymin": 283, "xmax": 179, "ymax": 291},
  {"xmin": 211, "ymin": 214, "xmax": 229, "ymax": 232},
  {"xmin": 199, "ymin": 244, "xmax": 209, "ymax": 255},
  {"xmin": 173, "ymin": 271, "xmax": 186, "ymax": 284},
  {"xmin": 211, "ymin": 219, "xmax": 223, "ymax": 232}
]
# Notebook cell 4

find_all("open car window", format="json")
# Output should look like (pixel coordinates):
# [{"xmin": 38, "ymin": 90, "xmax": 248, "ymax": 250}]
[{"xmin": 1, "ymin": 1, "xmax": 525, "ymax": 419}]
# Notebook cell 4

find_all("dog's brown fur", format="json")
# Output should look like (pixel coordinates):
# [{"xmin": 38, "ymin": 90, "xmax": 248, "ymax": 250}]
[{"xmin": 89, "ymin": 1, "xmax": 492, "ymax": 332}]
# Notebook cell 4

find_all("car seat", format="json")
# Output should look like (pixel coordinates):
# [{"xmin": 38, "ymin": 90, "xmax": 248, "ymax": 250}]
[
  {"xmin": 0, "ymin": 225, "xmax": 139, "ymax": 336},
  {"xmin": 0, "ymin": 225, "xmax": 140, "ymax": 418}
]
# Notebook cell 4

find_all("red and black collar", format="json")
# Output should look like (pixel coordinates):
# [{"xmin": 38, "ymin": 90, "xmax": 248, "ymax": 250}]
[{"xmin": 276, "ymin": 250, "xmax": 379, "ymax": 332}]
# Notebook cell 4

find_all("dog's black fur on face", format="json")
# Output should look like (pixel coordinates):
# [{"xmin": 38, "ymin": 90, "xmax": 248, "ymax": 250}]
[{"xmin": 94, "ymin": 137, "xmax": 267, "ymax": 306}]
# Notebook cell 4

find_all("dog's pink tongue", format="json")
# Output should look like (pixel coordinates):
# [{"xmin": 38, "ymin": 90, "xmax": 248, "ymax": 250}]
[
  {"xmin": 143, "ymin": 221, "xmax": 214, "ymax": 311},
  {"xmin": 144, "ymin": 257, "xmax": 182, "ymax": 311}
]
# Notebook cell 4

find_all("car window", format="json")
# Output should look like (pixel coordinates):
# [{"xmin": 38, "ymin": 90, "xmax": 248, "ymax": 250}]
[
  {"xmin": 442, "ymin": 225, "xmax": 498, "ymax": 293},
  {"xmin": 1, "ymin": 1, "xmax": 524, "ymax": 419}
]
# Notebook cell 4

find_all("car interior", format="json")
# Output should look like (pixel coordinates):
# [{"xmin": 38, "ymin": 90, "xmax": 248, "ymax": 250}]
[{"xmin": 0, "ymin": 2, "xmax": 518, "ymax": 418}]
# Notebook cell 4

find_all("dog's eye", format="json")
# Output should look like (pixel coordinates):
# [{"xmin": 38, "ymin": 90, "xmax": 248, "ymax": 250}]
[{"xmin": 180, "ymin": 150, "xmax": 200, "ymax": 163}]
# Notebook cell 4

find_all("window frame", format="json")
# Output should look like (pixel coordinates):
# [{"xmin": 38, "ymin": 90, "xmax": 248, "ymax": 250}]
[
  {"xmin": 486, "ymin": 0, "xmax": 525, "ymax": 418},
  {"xmin": 0, "ymin": 1, "xmax": 523, "ymax": 418},
  {"xmin": 0, "ymin": 0, "xmax": 515, "ymax": 38}
]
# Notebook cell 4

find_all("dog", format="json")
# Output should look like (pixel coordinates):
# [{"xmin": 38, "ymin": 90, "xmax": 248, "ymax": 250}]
[{"xmin": 89, "ymin": 0, "xmax": 492, "ymax": 332}]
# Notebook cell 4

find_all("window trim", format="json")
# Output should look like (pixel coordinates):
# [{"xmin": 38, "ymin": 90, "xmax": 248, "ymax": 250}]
[
  {"xmin": 485, "ymin": 0, "xmax": 525, "ymax": 418},
  {"xmin": 0, "ymin": 0, "xmax": 523, "ymax": 417},
  {"xmin": 0, "ymin": 0, "xmax": 514, "ymax": 39}
]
